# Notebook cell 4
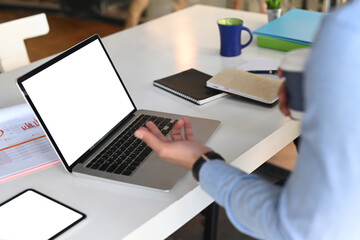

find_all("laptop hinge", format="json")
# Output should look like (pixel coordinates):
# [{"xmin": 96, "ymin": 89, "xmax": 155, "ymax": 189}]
[{"xmin": 74, "ymin": 112, "xmax": 136, "ymax": 167}]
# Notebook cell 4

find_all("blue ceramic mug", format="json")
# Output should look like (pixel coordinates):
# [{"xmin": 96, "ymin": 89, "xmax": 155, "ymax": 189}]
[
  {"xmin": 217, "ymin": 18, "xmax": 253, "ymax": 57},
  {"xmin": 279, "ymin": 48, "xmax": 311, "ymax": 120}
]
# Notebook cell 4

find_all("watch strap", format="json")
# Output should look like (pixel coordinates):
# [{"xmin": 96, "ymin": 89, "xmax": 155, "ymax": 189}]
[{"xmin": 192, "ymin": 152, "xmax": 224, "ymax": 181}]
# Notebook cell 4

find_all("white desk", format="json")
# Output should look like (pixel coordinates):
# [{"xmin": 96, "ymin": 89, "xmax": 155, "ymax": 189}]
[{"xmin": 0, "ymin": 5, "xmax": 300, "ymax": 240}]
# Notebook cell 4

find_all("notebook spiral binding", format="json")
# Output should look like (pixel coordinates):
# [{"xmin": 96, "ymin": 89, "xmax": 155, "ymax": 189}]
[{"xmin": 153, "ymin": 82, "xmax": 199, "ymax": 104}]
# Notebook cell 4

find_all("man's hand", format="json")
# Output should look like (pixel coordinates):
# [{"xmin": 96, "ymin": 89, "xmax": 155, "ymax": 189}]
[
  {"xmin": 134, "ymin": 117, "xmax": 212, "ymax": 170},
  {"xmin": 278, "ymin": 69, "xmax": 291, "ymax": 117}
]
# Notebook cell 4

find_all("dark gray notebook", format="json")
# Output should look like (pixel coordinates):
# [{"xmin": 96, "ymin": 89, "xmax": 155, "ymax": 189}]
[{"xmin": 153, "ymin": 69, "xmax": 227, "ymax": 105}]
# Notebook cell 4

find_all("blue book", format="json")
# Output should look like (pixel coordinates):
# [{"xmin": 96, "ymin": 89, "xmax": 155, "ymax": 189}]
[{"xmin": 254, "ymin": 9, "xmax": 325, "ymax": 45}]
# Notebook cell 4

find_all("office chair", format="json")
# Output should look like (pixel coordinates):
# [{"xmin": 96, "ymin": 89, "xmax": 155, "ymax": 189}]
[{"xmin": 0, "ymin": 13, "xmax": 49, "ymax": 73}]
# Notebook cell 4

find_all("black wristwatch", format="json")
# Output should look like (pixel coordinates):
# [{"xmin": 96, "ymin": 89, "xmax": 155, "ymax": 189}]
[{"xmin": 192, "ymin": 151, "xmax": 224, "ymax": 182}]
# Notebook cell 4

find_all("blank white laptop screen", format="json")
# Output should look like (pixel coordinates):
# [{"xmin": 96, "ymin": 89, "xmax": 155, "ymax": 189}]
[
  {"xmin": 21, "ymin": 40, "xmax": 135, "ymax": 166},
  {"xmin": 0, "ymin": 189, "xmax": 85, "ymax": 239}
]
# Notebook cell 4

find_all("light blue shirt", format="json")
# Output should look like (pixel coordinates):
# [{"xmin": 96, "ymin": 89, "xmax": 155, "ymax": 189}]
[{"xmin": 200, "ymin": 1, "xmax": 360, "ymax": 239}]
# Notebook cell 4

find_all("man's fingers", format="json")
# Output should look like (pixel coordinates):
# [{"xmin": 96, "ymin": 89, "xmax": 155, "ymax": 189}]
[
  {"xmin": 145, "ymin": 121, "xmax": 169, "ymax": 142},
  {"xmin": 171, "ymin": 119, "xmax": 184, "ymax": 141},
  {"xmin": 134, "ymin": 127, "xmax": 164, "ymax": 153},
  {"xmin": 183, "ymin": 116, "xmax": 195, "ymax": 141},
  {"xmin": 278, "ymin": 83, "xmax": 291, "ymax": 117},
  {"xmin": 170, "ymin": 117, "xmax": 195, "ymax": 141},
  {"xmin": 277, "ymin": 68, "xmax": 284, "ymax": 78}
]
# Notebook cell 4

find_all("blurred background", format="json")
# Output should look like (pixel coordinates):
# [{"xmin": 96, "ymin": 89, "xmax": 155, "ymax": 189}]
[{"xmin": 0, "ymin": 0, "xmax": 343, "ymax": 62}]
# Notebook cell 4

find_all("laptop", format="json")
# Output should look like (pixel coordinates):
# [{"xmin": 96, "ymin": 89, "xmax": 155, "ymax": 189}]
[{"xmin": 17, "ymin": 35, "xmax": 220, "ymax": 191}]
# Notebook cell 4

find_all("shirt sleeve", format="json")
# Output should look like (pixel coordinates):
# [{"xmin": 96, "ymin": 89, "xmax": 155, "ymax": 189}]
[
  {"xmin": 200, "ymin": 160, "xmax": 282, "ymax": 239},
  {"xmin": 200, "ymin": 2, "xmax": 360, "ymax": 239}
]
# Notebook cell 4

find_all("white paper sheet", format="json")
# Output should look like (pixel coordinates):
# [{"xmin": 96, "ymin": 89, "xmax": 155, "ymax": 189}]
[
  {"xmin": 0, "ymin": 104, "xmax": 59, "ymax": 180},
  {"xmin": 236, "ymin": 58, "xmax": 282, "ymax": 80}
]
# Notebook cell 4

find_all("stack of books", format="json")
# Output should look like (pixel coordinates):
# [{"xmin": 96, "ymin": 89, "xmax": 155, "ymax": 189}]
[{"xmin": 253, "ymin": 8, "xmax": 325, "ymax": 51}]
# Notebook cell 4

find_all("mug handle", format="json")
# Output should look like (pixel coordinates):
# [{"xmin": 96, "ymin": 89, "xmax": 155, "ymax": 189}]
[{"xmin": 241, "ymin": 26, "xmax": 253, "ymax": 49}]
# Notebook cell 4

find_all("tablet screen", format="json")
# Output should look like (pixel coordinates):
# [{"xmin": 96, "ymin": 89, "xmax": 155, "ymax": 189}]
[{"xmin": 0, "ymin": 189, "xmax": 85, "ymax": 239}]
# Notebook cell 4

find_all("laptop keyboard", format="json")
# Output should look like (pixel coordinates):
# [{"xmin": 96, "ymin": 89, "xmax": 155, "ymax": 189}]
[{"xmin": 85, "ymin": 114, "xmax": 177, "ymax": 176}]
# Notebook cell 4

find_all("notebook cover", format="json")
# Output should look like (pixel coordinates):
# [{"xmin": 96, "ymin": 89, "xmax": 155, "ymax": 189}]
[
  {"xmin": 257, "ymin": 35, "xmax": 310, "ymax": 52},
  {"xmin": 153, "ymin": 68, "xmax": 227, "ymax": 105},
  {"xmin": 253, "ymin": 8, "xmax": 325, "ymax": 45},
  {"xmin": 206, "ymin": 68, "xmax": 283, "ymax": 104}
]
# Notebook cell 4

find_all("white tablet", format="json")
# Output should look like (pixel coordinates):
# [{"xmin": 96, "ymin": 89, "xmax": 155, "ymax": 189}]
[{"xmin": 0, "ymin": 189, "xmax": 86, "ymax": 239}]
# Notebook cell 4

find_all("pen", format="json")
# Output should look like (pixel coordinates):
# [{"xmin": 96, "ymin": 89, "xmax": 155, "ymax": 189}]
[{"xmin": 248, "ymin": 70, "xmax": 278, "ymax": 74}]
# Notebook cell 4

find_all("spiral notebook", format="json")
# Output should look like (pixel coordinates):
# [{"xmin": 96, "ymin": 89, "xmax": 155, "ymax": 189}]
[{"xmin": 153, "ymin": 69, "xmax": 227, "ymax": 105}]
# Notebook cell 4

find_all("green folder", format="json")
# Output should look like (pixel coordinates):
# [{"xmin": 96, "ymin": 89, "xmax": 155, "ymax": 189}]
[{"xmin": 257, "ymin": 35, "xmax": 309, "ymax": 52}]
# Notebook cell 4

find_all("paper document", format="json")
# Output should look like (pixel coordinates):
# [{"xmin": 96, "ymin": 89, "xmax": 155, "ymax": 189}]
[
  {"xmin": 0, "ymin": 104, "xmax": 59, "ymax": 180},
  {"xmin": 236, "ymin": 58, "xmax": 281, "ymax": 79},
  {"xmin": 236, "ymin": 58, "xmax": 280, "ymax": 71}
]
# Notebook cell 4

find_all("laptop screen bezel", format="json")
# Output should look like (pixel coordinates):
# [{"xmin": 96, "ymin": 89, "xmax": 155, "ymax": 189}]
[{"xmin": 17, "ymin": 35, "xmax": 137, "ymax": 172}]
